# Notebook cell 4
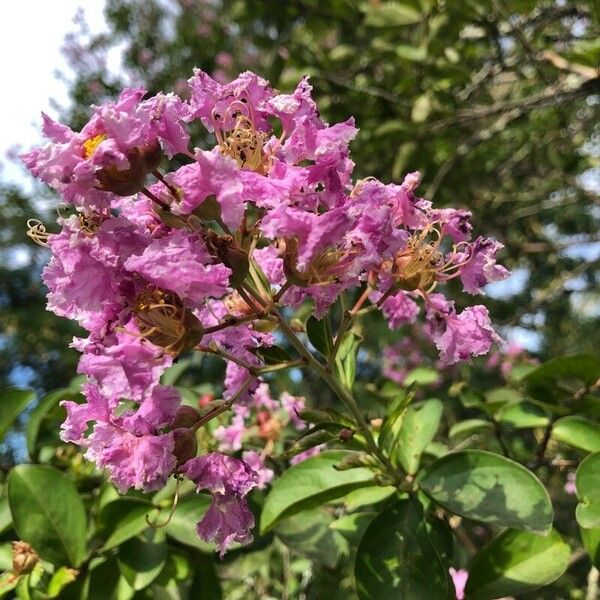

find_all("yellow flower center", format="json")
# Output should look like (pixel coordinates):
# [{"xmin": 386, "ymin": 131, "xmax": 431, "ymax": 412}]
[{"xmin": 82, "ymin": 134, "xmax": 108, "ymax": 159}]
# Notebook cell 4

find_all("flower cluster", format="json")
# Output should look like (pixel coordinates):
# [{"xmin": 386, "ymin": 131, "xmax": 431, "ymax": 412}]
[{"xmin": 23, "ymin": 69, "xmax": 508, "ymax": 555}]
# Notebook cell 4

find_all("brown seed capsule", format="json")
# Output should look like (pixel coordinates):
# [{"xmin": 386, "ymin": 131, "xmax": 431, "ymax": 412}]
[
  {"xmin": 172, "ymin": 428, "xmax": 198, "ymax": 465},
  {"xmin": 257, "ymin": 411, "xmax": 282, "ymax": 441},
  {"xmin": 11, "ymin": 541, "xmax": 38, "ymax": 576},
  {"xmin": 172, "ymin": 405, "xmax": 201, "ymax": 429}
]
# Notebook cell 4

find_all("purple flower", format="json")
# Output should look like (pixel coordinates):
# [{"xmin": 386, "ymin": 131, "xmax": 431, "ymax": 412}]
[
  {"xmin": 280, "ymin": 392, "xmax": 306, "ymax": 430},
  {"xmin": 182, "ymin": 452, "xmax": 257, "ymax": 497},
  {"xmin": 378, "ymin": 291, "xmax": 420, "ymax": 329},
  {"xmin": 428, "ymin": 300, "xmax": 503, "ymax": 366},
  {"xmin": 86, "ymin": 424, "xmax": 176, "ymax": 493},
  {"xmin": 290, "ymin": 445, "xmax": 325, "ymax": 465},
  {"xmin": 124, "ymin": 230, "xmax": 231, "ymax": 303},
  {"xmin": 214, "ymin": 414, "xmax": 246, "ymax": 452},
  {"xmin": 182, "ymin": 453, "xmax": 258, "ymax": 555},
  {"xmin": 458, "ymin": 238, "xmax": 509, "ymax": 294},
  {"xmin": 197, "ymin": 493, "xmax": 255, "ymax": 557},
  {"xmin": 242, "ymin": 450, "xmax": 274, "ymax": 490}
]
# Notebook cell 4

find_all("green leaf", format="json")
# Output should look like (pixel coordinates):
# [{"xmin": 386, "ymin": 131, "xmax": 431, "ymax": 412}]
[
  {"xmin": 7, "ymin": 465, "xmax": 87, "ymax": 566},
  {"xmin": 282, "ymin": 429, "xmax": 338, "ymax": 459},
  {"xmin": 164, "ymin": 494, "xmax": 214, "ymax": 551},
  {"xmin": 449, "ymin": 419, "xmax": 493, "ymax": 440},
  {"xmin": 496, "ymin": 402, "xmax": 549, "ymax": 429},
  {"xmin": 418, "ymin": 450, "xmax": 553, "ymax": 533},
  {"xmin": 306, "ymin": 316, "xmax": 333, "ymax": 357},
  {"xmin": 396, "ymin": 399, "xmax": 443, "ymax": 474},
  {"xmin": 576, "ymin": 452, "xmax": 600, "ymax": 529},
  {"xmin": 255, "ymin": 344, "xmax": 292, "ymax": 365},
  {"xmin": 85, "ymin": 557, "xmax": 129, "ymax": 600},
  {"xmin": 47, "ymin": 566, "xmax": 78, "ymax": 598},
  {"xmin": 277, "ymin": 508, "xmax": 349, "ymax": 569},
  {"xmin": 0, "ymin": 496, "xmax": 12, "ymax": 535},
  {"xmin": 26, "ymin": 388, "xmax": 71, "ymax": 457},
  {"xmin": 363, "ymin": 2, "xmax": 422, "ymax": 27},
  {"xmin": 329, "ymin": 512, "xmax": 376, "ymax": 545},
  {"xmin": 395, "ymin": 45, "xmax": 428, "ymax": 62},
  {"xmin": 189, "ymin": 553, "xmax": 223, "ymax": 600},
  {"xmin": 0, "ymin": 388, "xmax": 35, "ymax": 440},
  {"xmin": 403, "ymin": 367, "xmax": 439, "ymax": 386},
  {"xmin": 260, "ymin": 451, "xmax": 374, "ymax": 533},
  {"xmin": 343, "ymin": 485, "xmax": 397, "ymax": 511},
  {"xmin": 581, "ymin": 527, "xmax": 600, "ymax": 569},
  {"xmin": 552, "ymin": 416, "xmax": 600, "ymax": 452},
  {"xmin": 354, "ymin": 499, "xmax": 451, "ymax": 600},
  {"xmin": 465, "ymin": 529, "xmax": 570, "ymax": 600},
  {"xmin": 117, "ymin": 529, "xmax": 167, "ymax": 591},
  {"xmin": 524, "ymin": 355, "xmax": 600, "ymax": 402},
  {"xmin": 99, "ymin": 498, "xmax": 157, "ymax": 551}
]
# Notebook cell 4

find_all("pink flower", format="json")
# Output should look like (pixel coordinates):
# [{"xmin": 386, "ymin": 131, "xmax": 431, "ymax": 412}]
[
  {"xmin": 124, "ymin": 230, "xmax": 231, "ymax": 303},
  {"xmin": 290, "ymin": 445, "xmax": 325, "ymax": 465},
  {"xmin": 214, "ymin": 414, "xmax": 246, "ymax": 452},
  {"xmin": 86, "ymin": 424, "xmax": 176, "ymax": 493},
  {"xmin": 458, "ymin": 238, "xmax": 509, "ymax": 295},
  {"xmin": 197, "ymin": 493, "xmax": 255, "ymax": 557},
  {"xmin": 565, "ymin": 472, "xmax": 577, "ymax": 495},
  {"xmin": 242, "ymin": 450, "xmax": 274, "ymax": 489},
  {"xmin": 280, "ymin": 392, "xmax": 306, "ymax": 430},
  {"xmin": 449, "ymin": 568, "xmax": 468, "ymax": 600},
  {"xmin": 426, "ymin": 296, "xmax": 502, "ymax": 366}
]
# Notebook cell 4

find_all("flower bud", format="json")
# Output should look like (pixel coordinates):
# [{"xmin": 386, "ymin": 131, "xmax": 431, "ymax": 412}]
[
  {"xmin": 198, "ymin": 393, "xmax": 215, "ymax": 408},
  {"xmin": 334, "ymin": 452, "xmax": 370, "ymax": 471},
  {"xmin": 257, "ymin": 411, "xmax": 282, "ymax": 441},
  {"xmin": 12, "ymin": 541, "xmax": 38, "ymax": 576},
  {"xmin": 339, "ymin": 428, "xmax": 354, "ymax": 442},
  {"xmin": 172, "ymin": 428, "xmax": 198, "ymax": 465},
  {"xmin": 172, "ymin": 405, "xmax": 201, "ymax": 429}
]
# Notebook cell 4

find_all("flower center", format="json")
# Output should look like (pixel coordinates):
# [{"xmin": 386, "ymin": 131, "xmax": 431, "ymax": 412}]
[
  {"xmin": 217, "ymin": 114, "xmax": 267, "ymax": 173},
  {"xmin": 82, "ymin": 134, "xmax": 108, "ymax": 159},
  {"xmin": 133, "ymin": 286, "xmax": 203, "ymax": 355}
]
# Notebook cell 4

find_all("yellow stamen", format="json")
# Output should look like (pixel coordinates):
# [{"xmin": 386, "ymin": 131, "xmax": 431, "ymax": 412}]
[
  {"xmin": 82, "ymin": 134, "xmax": 108, "ymax": 159},
  {"xmin": 26, "ymin": 219, "xmax": 51, "ymax": 246},
  {"xmin": 133, "ymin": 287, "xmax": 202, "ymax": 356},
  {"xmin": 219, "ymin": 115, "xmax": 267, "ymax": 173}
]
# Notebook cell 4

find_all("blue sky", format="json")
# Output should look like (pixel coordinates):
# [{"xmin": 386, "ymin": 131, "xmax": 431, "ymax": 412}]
[{"xmin": 0, "ymin": 1, "xmax": 106, "ymax": 185}]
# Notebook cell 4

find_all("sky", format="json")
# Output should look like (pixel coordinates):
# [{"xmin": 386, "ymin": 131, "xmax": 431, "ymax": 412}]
[{"xmin": 0, "ymin": 1, "xmax": 107, "ymax": 185}]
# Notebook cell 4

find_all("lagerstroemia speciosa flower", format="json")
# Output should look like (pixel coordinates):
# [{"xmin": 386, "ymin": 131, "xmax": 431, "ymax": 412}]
[{"xmin": 23, "ymin": 69, "xmax": 508, "ymax": 556}]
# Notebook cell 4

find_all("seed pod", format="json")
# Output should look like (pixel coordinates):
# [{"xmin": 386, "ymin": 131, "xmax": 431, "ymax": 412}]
[
  {"xmin": 12, "ymin": 541, "xmax": 38, "ymax": 576},
  {"xmin": 172, "ymin": 428, "xmax": 198, "ymax": 465},
  {"xmin": 172, "ymin": 406, "xmax": 201, "ymax": 429}
]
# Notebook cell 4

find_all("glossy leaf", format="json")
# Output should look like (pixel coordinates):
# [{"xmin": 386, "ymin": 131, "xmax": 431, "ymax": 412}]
[
  {"xmin": 552, "ymin": 416, "xmax": 600, "ymax": 452},
  {"xmin": 363, "ymin": 3, "xmax": 422, "ymax": 28},
  {"xmin": 404, "ymin": 367, "xmax": 439, "ymax": 386},
  {"xmin": 306, "ymin": 315, "xmax": 332, "ymax": 357},
  {"xmin": 465, "ymin": 529, "xmax": 570, "ymax": 600},
  {"xmin": 7, "ymin": 465, "xmax": 87, "ymax": 566},
  {"xmin": 449, "ymin": 419, "xmax": 493, "ymax": 440},
  {"xmin": 99, "ymin": 498, "xmax": 157, "ymax": 551},
  {"xmin": 354, "ymin": 499, "xmax": 451, "ymax": 600},
  {"xmin": 164, "ymin": 494, "xmax": 214, "ymax": 551},
  {"xmin": 0, "ymin": 388, "xmax": 35, "ymax": 440},
  {"xmin": 396, "ymin": 399, "xmax": 443, "ymax": 474},
  {"xmin": 344, "ymin": 485, "xmax": 397, "ymax": 511},
  {"xmin": 581, "ymin": 527, "xmax": 600, "ymax": 569},
  {"xmin": 329, "ymin": 512, "xmax": 376, "ymax": 545},
  {"xmin": 524, "ymin": 355, "xmax": 600, "ymax": 402},
  {"xmin": 496, "ymin": 402, "xmax": 549, "ymax": 429},
  {"xmin": 260, "ymin": 451, "xmax": 374, "ymax": 533},
  {"xmin": 418, "ymin": 450, "xmax": 553, "ymax": 533},
  {"xmin": 118, "ymin": 529, "xmax": 167, "ymax": 591},
  {"xmin": 26, "ymin": 388, "xmax": 72, "ymax": 457},
  {"xmin": 575, "ymin": 451, "xmax": 600, "ymax": 529},
  {"xmin": 277, "ymin": 508, "xmax": 349, "ymax": 569}
]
